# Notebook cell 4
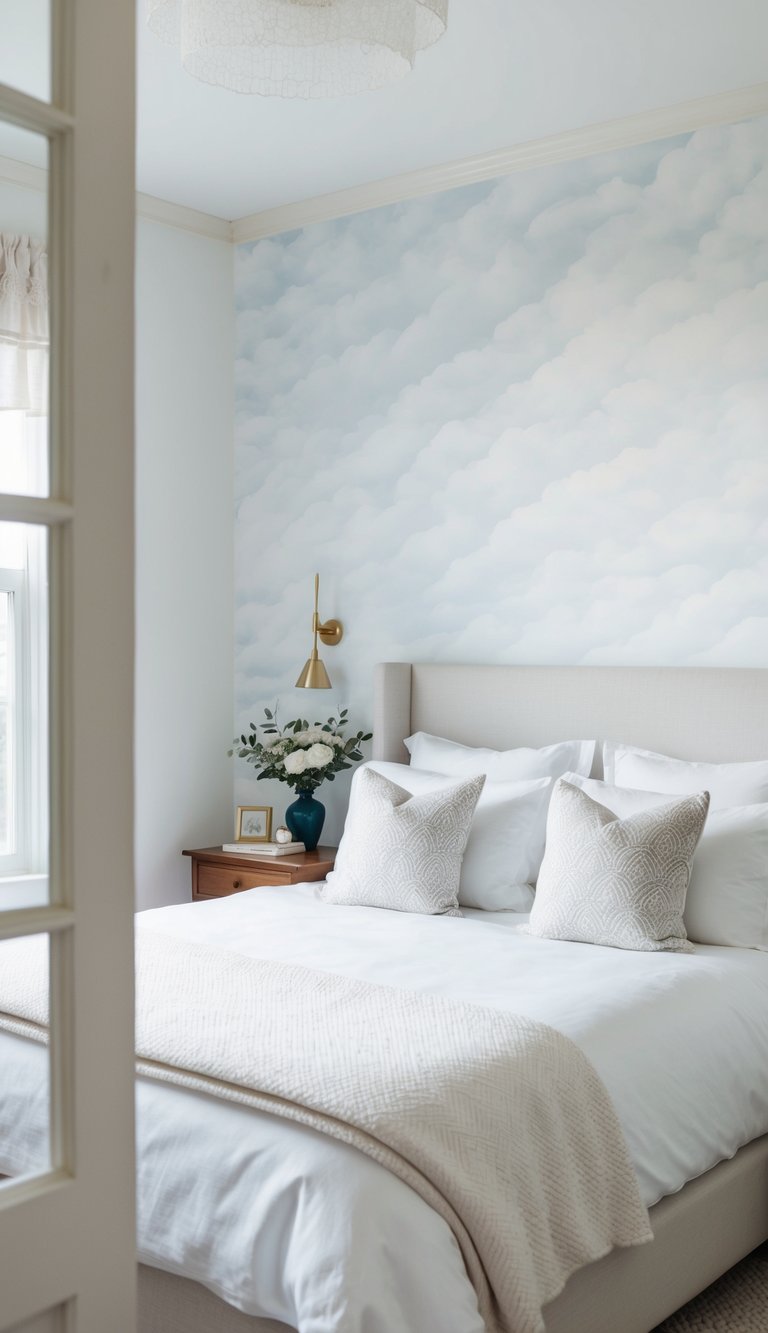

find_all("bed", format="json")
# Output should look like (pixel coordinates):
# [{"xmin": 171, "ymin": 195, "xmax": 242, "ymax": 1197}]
[{"xmin": 2, "ymin": 662, "xmax": 768, "ymax": 1333}]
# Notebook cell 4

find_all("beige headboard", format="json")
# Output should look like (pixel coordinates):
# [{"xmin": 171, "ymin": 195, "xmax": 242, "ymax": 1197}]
[{"xmin": 373, "ymin": 663, "xmax": 768, "ymax": 774}]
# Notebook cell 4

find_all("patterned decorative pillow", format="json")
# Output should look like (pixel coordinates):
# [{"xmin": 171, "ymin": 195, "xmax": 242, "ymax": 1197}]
[
  {"xmin": 321, "ymin": 766, "xmax": 485, "ymax": 916},
  {"xmin": 525, "ymin": 779, "xmax": 710, "ymax": 952},
  {"xmin": 364, "ymin": 761, "xmax": 553, "ymax": 911}
]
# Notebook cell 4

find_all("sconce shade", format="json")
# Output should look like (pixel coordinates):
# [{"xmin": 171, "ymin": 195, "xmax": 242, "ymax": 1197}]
[{"xmin": 296, "ymin": 651, "xmax": 332, "ymax": 691}]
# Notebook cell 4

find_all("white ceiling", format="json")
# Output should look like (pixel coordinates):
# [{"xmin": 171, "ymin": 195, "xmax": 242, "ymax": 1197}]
[
  {"xmin": 2, "ymin": 1, "xmax": 768, "ymax": 223},
  {"xmin": 136, "ymin": 0, "xmax": 768, "ymax": 219}
]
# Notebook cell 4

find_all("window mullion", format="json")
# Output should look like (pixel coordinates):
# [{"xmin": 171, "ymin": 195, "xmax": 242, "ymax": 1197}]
[
  {"xmin": 0, "ymin": 497, "xmax": 73, "ymax": 525},
  {"xmin": 0, "ymin": 82, "xmax": 73, "ymax": 135},
  {"xmin": 0, "ymin": 904, "xmax": 74, "ymax": 941}
]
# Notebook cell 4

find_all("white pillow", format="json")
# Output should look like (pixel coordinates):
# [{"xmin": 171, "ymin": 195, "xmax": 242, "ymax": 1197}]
[
  {"xmin": 525, "ymin": 779, "xmax": 709, "ymax": 953},
  {"xmin": 565, "ymin": 773, "xmax": 682, "ymax": 819},
  {"xmin": 367, "ymin": 761, "xmax": 552, "ymax": 911},
  {"xmin": 321, "ymin": 767, "xmax": 484, "ymax": 916},
  {"xmin": 564, "ymin": 772, "xmax": 768, "ymax": 951},
  {"xmin": 603, "ymin": 742, "xmax": 768, "ymax": 810},
  {"xmin": 405, "ymin": 732, "xmax": 595, "ymax": 783}
]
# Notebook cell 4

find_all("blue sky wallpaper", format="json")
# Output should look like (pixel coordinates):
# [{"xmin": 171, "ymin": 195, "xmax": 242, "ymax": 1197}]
[{"xmin": 234, "ymin": 115, "xmax": 768, "ymax": 824}]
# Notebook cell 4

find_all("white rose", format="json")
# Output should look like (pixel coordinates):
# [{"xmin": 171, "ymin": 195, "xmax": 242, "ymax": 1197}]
[
  {"xmin": 283, "ymin": 749, "xmax": 308, "ymax": 774},
  {"xmin": 304, "ymin": 742, "xmax": 334, "ymax": 769},
  {"xmin": 292, "ymin": 730, "xmax": 310, "ymax": 744},
  {"xmin": 305, "ymin": 727, "xmax": 329, "ymax": 743},
  {"xmin": 265, "ymin": 737, "xmax": 287, "ymax": 752}
]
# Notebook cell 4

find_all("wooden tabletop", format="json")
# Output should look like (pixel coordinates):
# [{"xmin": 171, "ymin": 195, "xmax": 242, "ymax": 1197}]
[{"xmin": 182, "ymin": 845, "xmax": 337, "ymax": 871}]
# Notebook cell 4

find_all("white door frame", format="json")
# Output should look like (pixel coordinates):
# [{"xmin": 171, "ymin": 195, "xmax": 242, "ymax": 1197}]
[{"xmin": 0, "ymin": 1, "xmax": 136, "ymax": 1328}]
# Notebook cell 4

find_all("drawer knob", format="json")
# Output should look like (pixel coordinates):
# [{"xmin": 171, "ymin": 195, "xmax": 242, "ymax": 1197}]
[{"xmin": 232, "ymin": 879, "xmax": 241, "ymax": 889}]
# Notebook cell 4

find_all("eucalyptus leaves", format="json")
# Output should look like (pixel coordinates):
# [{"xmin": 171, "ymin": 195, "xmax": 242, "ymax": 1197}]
[{"xmin": 230, "ymin": 707, "xmax": 372, "ymax": 793}]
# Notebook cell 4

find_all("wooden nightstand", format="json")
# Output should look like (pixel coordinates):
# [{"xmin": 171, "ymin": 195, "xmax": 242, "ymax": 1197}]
[{"xmin": 183, "ymin": 845, "xmax": 337, "ymax": 902}]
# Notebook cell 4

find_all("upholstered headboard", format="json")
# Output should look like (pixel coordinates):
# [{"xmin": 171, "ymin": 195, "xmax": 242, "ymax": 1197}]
[{"xmin": 373, "ymin": 663, "xmax": 768, "ymax": 774}]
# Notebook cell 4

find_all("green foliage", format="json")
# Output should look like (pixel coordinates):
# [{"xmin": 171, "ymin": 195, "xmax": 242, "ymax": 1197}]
[{"xmin": 229, "ymin": 705, "xmax": 372, "ymax": 794}]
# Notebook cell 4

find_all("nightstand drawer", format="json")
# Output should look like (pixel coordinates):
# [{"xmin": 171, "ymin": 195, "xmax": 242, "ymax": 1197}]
[
  {"xmin": 184, "ymin": 847, "xmax": 337, "ymax": 900},
  {"xmin": 196, "ymin": 863, "xmax": 287, "ymax": 898}
]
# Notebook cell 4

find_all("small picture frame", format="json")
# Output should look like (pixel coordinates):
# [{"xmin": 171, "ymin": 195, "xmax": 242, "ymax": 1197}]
[{"xmin": 235, "ymin": 805, "xmax": 273, "ymax": 844}]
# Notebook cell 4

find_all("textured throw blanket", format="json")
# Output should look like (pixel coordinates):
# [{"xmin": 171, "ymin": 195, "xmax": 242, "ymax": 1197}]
[{"xmin": 0, "ymin": 928, "xmax": 651, "ymax": 1333}]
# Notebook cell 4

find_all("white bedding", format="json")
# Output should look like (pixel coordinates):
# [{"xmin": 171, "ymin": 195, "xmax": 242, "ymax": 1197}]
[{"xmin": 2, "ymin": 884, "xmax": 768, "ymax": 1333}]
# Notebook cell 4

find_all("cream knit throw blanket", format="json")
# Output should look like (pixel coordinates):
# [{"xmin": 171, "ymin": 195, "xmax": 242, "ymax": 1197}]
[{"xmin": 0, "ymin": 928, "xmax": 651, "ymax": 1333}]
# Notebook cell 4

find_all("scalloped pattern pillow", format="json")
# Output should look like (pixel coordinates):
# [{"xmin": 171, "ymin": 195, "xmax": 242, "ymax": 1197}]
[
  {"xmin": 366, "ymin": 761, "xmax": 552, "ymax": 911},
  {"xmin": 558, "ymin": 772, "xmax": 768, "ymax": 951},
  {"xmin": 525, "ymin": 779, "xmax": 710, "ymax": 952},
  {"xmin": 322, "ymin": 767, "xmax": 485, "ymax": 916}
]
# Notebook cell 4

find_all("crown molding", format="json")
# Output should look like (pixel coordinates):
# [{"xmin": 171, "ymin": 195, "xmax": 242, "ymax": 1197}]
[
  {"xmin": 4, "ymin": 80, "xmax": 767, "ymax": 249},
  {"xmin": 232, "ymin": 80, "xmax": 768, "ymax": 245},
  {"xmin": 135, "ymin": 192, "xmax": 232, "ymax": 241},
  {"xmin": 0, "ymin": 154, "xmax": 232, "ymax": 241},
  {"xmin": 0, "ymin": 153, "xmax": 47, "ymax": 193}
]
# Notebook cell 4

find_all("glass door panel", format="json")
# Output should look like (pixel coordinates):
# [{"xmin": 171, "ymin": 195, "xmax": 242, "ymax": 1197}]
[
  {"xmin": 0, "ymin": 523, "xmax": 48, "ymax": 910},
  {"xmin": 0, "ymin": 930, "xmax": 52, "ymax": 1186},
  {"xmin": 0, "ymin": 127, "xmax": 49, "ymax": 497},
  {"xmin": 0, "ymin": 0, "xmax": 51, "ymax": 102}
]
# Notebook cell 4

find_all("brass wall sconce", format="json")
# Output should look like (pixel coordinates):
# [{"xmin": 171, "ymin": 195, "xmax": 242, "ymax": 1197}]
[{"xmin": 295, "ymin": 573, "xmax": 343, "ymax": 690}]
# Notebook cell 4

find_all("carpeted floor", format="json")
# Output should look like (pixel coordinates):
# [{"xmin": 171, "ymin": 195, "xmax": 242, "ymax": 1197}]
[{"xmin": 652, "ymin": 1244, "xmax": 768, "ymax": 1332}]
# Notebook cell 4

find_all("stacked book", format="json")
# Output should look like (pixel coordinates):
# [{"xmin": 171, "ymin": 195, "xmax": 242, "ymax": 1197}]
[{"xmin": 221, "ymin": 841, "xmax": 305, "ymax": 857}]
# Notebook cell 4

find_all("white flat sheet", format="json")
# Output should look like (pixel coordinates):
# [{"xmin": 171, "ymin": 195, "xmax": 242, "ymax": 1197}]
[{"xmin": 2, "ymin": 885, "xmax": 768, "ymax": 1333}]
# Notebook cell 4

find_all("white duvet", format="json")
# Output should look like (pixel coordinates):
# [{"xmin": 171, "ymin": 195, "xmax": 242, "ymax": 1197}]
[{"xmin": 2, "ymin": 884, "xmax": 768, "ymax": 1333}]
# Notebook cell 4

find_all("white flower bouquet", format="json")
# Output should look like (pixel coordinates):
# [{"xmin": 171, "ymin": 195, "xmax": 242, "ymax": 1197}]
[{"xmin": 230, "ymin": 707, "xmax": 372, "ymax": 794}]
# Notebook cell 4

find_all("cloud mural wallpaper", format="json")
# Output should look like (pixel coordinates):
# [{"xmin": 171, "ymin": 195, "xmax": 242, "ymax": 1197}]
[{"xmin": 234, "ymin": 116, "xmax": 768, "ymax": 835}]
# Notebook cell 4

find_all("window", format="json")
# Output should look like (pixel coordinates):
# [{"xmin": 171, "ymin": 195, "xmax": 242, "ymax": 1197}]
[
  {"xmin": 0, "ymin": 408, "xmax": 48, "ymax": 878},
  {"xmin": 0, "ymin": 567, "xmax": 22, "ymax": 854}
]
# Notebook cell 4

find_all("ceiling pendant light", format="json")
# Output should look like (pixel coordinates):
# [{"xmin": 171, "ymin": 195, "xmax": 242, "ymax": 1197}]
[{"xmin": 147, "ymin": 0, "xmax": 449, "ymax": 98}]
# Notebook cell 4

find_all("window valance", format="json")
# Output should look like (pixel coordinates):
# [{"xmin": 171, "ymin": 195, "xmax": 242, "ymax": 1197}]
[{"xmin": 0, "ymin": 233, "xmax": 48, "ymax": 415}]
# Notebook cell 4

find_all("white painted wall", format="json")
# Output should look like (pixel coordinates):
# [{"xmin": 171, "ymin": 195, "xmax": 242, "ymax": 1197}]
[
  {"xmin": 135, "ymin": 218, "xmax": 234, "ymax": 910},
  {"xmin": 1, "ymin": 179, "xmax": 234, "ymax": 910},
  {"xmin": 0, "ymin": 178, "xmax": 45, "ymax": 236}
]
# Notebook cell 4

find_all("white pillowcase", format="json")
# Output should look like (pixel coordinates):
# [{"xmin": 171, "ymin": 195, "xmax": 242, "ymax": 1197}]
[
  {"xmin": 603, "ymin": 742, "xmax": 768, "ymax": 810},
  {"xmin": 367, "ymin": 761, "xmax": 552, "ymax": 911},
  {"xmin": 564, "ymin": 772, "xmax": 768, "ymax": 951},
  {"xmin": 405, "ymin": 732, "xmax": 595, "ymax": 783},
  {"xmin": 322, "ymin": 767, "xmax": 484, "ymax": 917}
]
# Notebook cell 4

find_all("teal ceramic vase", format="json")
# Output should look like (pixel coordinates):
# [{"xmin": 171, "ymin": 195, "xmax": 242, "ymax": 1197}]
[{"xmin": 285, "ymin": 788, "xmax": 325, "ymax": 852}]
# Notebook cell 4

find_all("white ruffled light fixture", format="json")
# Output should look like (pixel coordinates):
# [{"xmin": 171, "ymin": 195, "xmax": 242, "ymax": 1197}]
[{"xmin": 147, "ymin": 0, "xmax": 449, "ymax": 98}]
